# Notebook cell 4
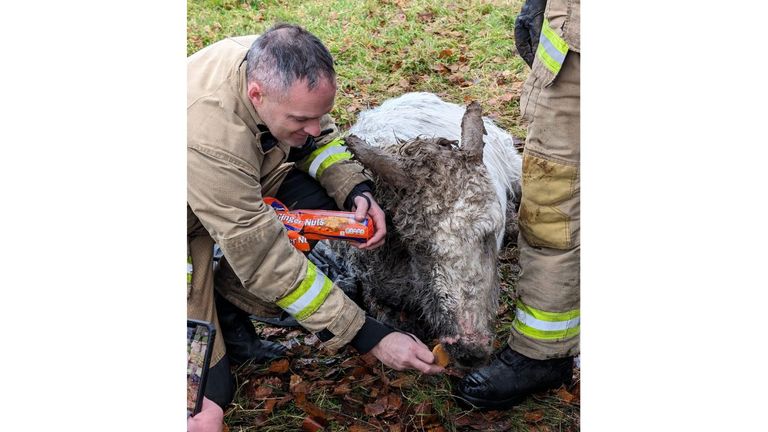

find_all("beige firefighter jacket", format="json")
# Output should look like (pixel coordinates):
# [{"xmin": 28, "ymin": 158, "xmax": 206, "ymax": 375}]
[{"xmin": 187, "ymin": 36, "xmax": 368, "ymax": 351}]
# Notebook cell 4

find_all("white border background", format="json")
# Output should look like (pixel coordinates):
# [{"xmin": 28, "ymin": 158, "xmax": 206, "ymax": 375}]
[{"xmin": 2, "ymin": 1, "xmax": 767, "ymax": 430}]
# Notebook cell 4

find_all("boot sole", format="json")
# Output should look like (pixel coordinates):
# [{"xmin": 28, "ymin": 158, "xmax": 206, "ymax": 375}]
[
  {"xmin": 455, "ymin": 375, "xmax": 573, "ymax": 411},
  {"xmin": 454, "ymin": 390, "xmax": 526, "ymax": 411}
]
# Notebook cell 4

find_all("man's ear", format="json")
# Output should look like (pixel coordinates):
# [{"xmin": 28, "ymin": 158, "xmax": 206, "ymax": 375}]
[{"xmin": 247, "ymin": 81, "xmax": 264, "ymax": 107}]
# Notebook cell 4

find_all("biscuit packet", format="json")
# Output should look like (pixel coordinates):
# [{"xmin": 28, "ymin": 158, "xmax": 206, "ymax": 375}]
[{"xmin": 264, "ymin": 197, "xmax": 374, "ymax": 250}]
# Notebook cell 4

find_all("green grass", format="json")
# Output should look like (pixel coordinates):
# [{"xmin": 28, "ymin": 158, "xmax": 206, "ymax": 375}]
[
  {"xmin": 188, "ymin": 0, "xmax": 528, "ymax": 136},
  {"xmin": 188, "ymin": 1, "xmax": 580, "ymax": 430}
]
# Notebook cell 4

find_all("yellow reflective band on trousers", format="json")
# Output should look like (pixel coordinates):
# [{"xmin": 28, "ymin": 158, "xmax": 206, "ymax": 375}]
[
  {"xmin": 276, "ymin": 261, "xmax": 333, "ymax": 321},
  {"xmin": 299, "ymin": 137, "xmax": 353, "ymax": 179},
  {"xmin": 512, "ymin": 300, "xmax": 580, "ymax": 341},
  {"xmin": 536, "ymin": 18, "xmax": 569, "ymax": 76}
]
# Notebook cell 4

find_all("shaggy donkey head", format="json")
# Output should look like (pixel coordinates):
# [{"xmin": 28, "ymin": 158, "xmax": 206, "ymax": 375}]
[{"xmin": 344, "ymin": 102, "xmax": 503, "ymax": 367}]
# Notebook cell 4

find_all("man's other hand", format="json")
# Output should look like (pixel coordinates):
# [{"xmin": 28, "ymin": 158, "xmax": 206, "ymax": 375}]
[{"xmin": 352, "ymin": 192, "xmax": 386, "ymax": 250}]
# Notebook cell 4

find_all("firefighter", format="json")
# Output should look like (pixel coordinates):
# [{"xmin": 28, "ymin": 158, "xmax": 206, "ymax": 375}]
[
  {"xmin": 187, "ymin": 24, "xmax": 443, "ymax": 430},
  {"xmin": 456, "ymin": 0, "xmax": 581, "ymax": 410}
]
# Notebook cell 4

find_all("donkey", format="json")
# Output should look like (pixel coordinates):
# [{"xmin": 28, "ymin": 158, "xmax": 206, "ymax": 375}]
[{"xmin": 334, "ymin": 92, "xmax": 523, "ymax": 367}]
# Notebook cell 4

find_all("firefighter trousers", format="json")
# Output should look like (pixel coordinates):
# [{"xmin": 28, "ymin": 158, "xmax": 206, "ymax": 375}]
[{"xmin": 507, "ymin": 50, "xmax": 580, "ymax": 360}]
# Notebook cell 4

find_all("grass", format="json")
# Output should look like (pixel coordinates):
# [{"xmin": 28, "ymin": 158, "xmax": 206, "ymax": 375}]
[
  {"xmin": 188, "ymin": 1, "xmax": 580, "ymax": 430},
  {"xmin": 187, "ymin": 0, "xmax": 528, "ymax": 136}
]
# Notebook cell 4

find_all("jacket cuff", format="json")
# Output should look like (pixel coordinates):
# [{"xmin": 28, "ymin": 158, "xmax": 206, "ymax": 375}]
[
  {"xmin": 308, "ymin": 291, "xmax": 366, "ymax": 352},
  {"xmin": 343, "ymin": 181, "xmax": 375, "ymax": 211},
  {"xmin": 348, "ymin": 317, "xmax": 396, "ymax": 354}
]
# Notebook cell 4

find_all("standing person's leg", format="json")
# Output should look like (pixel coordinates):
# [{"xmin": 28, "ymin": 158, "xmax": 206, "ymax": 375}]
[
  {"xmin": 457, "ymin": 50, "xmax": 580, "ymax": 410},
  {"xmin": 510, "ymin": 49, "xmax": 580, "ymax": 360}
]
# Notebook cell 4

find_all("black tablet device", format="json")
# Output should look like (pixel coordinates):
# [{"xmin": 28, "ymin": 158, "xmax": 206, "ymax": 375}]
[{"xmin": 187, "ymin": 319, "xmax": 216, "ymax": 417}]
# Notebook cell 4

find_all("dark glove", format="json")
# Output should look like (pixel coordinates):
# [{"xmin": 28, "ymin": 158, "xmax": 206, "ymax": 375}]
[
  {"xmin": 514, "ymin": 0, "xmax": 547, "ymax": 67},
  {"xmin": 343, "ymin": 181, "xmax": 374, "ymax": 211}
]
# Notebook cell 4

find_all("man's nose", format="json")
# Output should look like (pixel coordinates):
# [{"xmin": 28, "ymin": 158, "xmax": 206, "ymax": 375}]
[{"xmin": 304, "ymin": 119, "xmax": 321, "ymax": 137}]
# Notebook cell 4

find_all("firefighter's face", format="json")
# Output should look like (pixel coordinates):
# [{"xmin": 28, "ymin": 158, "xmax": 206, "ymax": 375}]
[{"xmin": 248, "ymin": 77, "xmax": 336, "ymax": 147}]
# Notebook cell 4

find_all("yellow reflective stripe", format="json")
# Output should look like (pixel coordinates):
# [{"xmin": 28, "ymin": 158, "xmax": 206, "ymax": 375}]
[
  {"xmin": 512, "ymin": 300, "xmax": 580, "ymax": 341},
  {"xmin": 187, "ymin": 251, "xmax": 193, "ymax": 285},
  {"xmin": 299, "ymin": 137, "xmax": 353, "ymax": 179},
  {"xmin": 315, "ymin": 152, "xmax": 352, "ymax": 178},
  {"xmin": 516, "ymin": 300, "xmax": 579, "ymax": 322},
  {"xmin": 276, "ymin": 261, "xmax": 333, "ymax": 321},
  {"xmin": 513, "ymin": 319, "xmax": 580, "ymax": 340},
  {"xmin": 536, "ymin": 18, "xmax": 569, "ymax": 75}
]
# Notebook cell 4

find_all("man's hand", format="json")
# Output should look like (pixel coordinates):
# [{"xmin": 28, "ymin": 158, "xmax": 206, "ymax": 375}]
[
  {"xmin": 352, "ymin": 192, "xmax": 386, "ymax": 250},
  {"xmin": 188, "ymin": 397, "xmax": 224, "ymax": 432},
  {"xmin": 514, "ymin": 0, "xmax": 547, "ymax": 67},
  {"xmin": 369, "ymin": 332, "xmax": 444, "ymax": 374}
]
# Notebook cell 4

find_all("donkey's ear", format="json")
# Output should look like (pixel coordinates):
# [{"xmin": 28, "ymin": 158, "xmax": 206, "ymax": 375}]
[
  {"xmin": 460, "ymin": 101, "xmax": 487, "ymax": 159},
  {"xmin": 345, "ymin": 134, "xmax": 410, "ymax": 190}
]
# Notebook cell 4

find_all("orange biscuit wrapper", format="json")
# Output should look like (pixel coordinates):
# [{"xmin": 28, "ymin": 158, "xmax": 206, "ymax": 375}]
[
  {"xmin": 295, "ymin": 209, "xmax": 374, "ymax": 243},
  {"xmin": 264, "ymin": 197, "xmax": 374, "ymax": 249}
]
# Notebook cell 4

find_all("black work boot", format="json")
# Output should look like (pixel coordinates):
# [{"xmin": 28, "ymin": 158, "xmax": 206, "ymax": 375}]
[
  {"xmin": 214, "ymin": 291, "xmax": 287, "ymax": 365},
  {"xmin": 455, "ymin": 345, "xmax": 573, "ymax": 410}
]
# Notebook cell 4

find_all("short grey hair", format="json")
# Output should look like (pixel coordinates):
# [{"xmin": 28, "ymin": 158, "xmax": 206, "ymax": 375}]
[{"xmin": 246, "ymin": 23, "xmax": 336, "ymax": 96}]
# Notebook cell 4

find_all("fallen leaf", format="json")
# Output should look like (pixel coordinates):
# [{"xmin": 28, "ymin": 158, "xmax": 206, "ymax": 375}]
[
  {"xmin": 365, "ymin": 398, "xmax": 387, "ymax": 417},
  {"xmin": 351, "ymin": 366, "xmax": 368, "ymax": 378},
  {"xmin": 303, "ymin": 333, "xmax": 320, "ymax": 346},
  {"xmin": 413, "ymin": 400, "xmax": 433, "ymax": 415},
  {"xmin": 344, "ymin": 393, "xmax": 364, "ymax": 405},
  {"xmin": 259, "ymin": 326, "xmax": 287, "ymax": 338},
  {"xmin": 263, "ymin": 398, "xmax": 277, "ymax": 414},
  {"xmin": 524, "ymin": 410, "xmax": 544, "ymax": 423},
  {"xmin": 557, "ymin": 387, "xmax": 575, "ymax": 403},
  {"xmin": 386, "ymin": 393, "xmax": 402, "ymax": 411},
  {"xmin": 432, "ymin": 63, "xmax": 449, "ymax": 74},
  {"xmin": 268, "ymin": 358, "xmax": 290, "ymax": 373},
  {"xmin": 333, "ymin": 383, "xmax": 352, "ymax": 395},
  {"xmin": 295, "ymin": 393, "xmax": 329, "ymax": 423},
  {"xmin": 438, "ymin": 49, "xmax": 453, "ymax": 59},
  {"xmin": 499, "ymin": 93, "xmax": 514, "ymax": 102},
  {"xmin": 290, "ymin": 374, "xmax": 304, "ymax": 391},
  {"xmin": 301, "ymin": 416, "xmax": 325, "ymax": 432},
  {"xmin": 361, "ymin": 353, "xmax": 378, "ymax": 367},
  {"xmin": 417, "ymin": 11, "xmax": 434, "ymax": 22},
  {"xmin": 276, "ymin": 394, "xmax": 294, "ymax": 408},
  {"xmin": 389, "ymin": 375, "xmax": 415, "ymax": 388},
  {"xmin": 284, "ymin": 329, "xmax": 304, "ymax": 339},
  {"xmin": 253, "ymin": 385, "xmax": 273, "ymax": 398}
]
